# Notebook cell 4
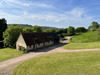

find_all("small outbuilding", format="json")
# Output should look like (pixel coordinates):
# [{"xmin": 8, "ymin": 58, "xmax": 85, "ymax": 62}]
[{"xmin": 16, "ymin": 32, "xmax": 59, "ymax": 51}]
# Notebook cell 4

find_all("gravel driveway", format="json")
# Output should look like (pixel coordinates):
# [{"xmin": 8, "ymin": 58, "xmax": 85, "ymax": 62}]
[{"xmin": 0, "ymin": 37, "xmax": 100, "ymax": 75}]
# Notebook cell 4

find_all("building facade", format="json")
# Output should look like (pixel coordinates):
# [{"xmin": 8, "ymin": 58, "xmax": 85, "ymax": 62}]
[{"xmin": 16, "ymin": 32, "xmax": 59, "ymax": 51}]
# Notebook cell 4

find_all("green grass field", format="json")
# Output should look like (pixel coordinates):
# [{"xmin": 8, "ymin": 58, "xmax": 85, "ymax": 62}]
[
  {"xmin": 63, "ymin": 31, "xmax": 100, "ymax": 49},
  {"xmin": 71, "ymin": 31, "xmax": 100, "ymax": 43},
  {"xmin": 12, "ymin": 51, "xmax": 100, "ymax": 75},
  {"xmin": 63, "ymin": 42, "xmax": 100, "ymax": 49},
  {"xmin": 0, "ymin": 48, "xmax": 24, "ymax": 62}
]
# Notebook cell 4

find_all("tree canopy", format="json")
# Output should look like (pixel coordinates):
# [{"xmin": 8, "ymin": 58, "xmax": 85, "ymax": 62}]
[
  {"xmin": 3, "ymin": 25, "xmax": 22, "ymax": 48},
  {"xmin": 0, "ymin": 18, "xmax": 7, "ymax": 41},
  {"xmin": 67, "ymin": 26, "xmax": 75, "ymax": 35},
  {"xmin": 75, "ymin": 27, "xmax": 87, "ymax": 33},
  {"xmin": 33, "ymin": 25, "xmax": 42, "ymax": 32},
  {"xmin": 43, "ymin": 28, "xmax": 56, "ymax": 32},
  {"xmin": 91, "ymin": 21, "xmax": 99, "ymax": 31},
  {"xmin": 23, "ymin": 27, "xmax": 33, "ymax": 32}
]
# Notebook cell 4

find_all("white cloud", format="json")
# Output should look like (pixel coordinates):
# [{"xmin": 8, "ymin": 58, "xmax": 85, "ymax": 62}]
[
  {"xmin": 27, "ymin": 7, "xmax": 93, "ymax": 27},
  {"xmin": 30, "ymin": 2, "xmax": 54, "ymax": 8},
  {"xmin": 0, "ymin": 4, "xmax": 94, "ymax": 28},
  {"xmin": 23, "ymin": 10, "xmax": 28, "ymax": 15},
  {"xmin": 1, "ymin": 0, "xmax": 54, "ymax": 8},
  {"xmin": 23, "ymin": 3, "xmax": 30, "ymax": 7}
]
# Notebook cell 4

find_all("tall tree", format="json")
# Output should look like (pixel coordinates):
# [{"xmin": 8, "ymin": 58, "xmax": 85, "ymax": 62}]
[
  {"xmin": 91, "ymin": 21, "xmax": 99, "ymax": 31},
  {"xmin": 0, "ymin": 18, "xmax": 7, "ymax": 41},
  {"xmin": 56, "ymin": 28, "xmax": 67, "ymax": 34},
  {"xmin": 67, "ymin": 26, "xmax": 75, "ymax": 35},
  {"xmin": 3, "ymin": 25, "xmax": 22, "ymax": 48},
  {"xmin": 33, "ymin": 25, "xmax": 42, "ymax": 32},
  {"xmin": 75, "ymin": 27, "xmax": 87, "ymax": 33}
]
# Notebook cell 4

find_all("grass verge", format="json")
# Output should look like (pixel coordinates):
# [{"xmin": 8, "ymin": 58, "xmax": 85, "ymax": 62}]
[
  {"xmin": 12, "ymin": 51, "xmax": 100, "ymax": 75},
  {"xmin": 0, "ymin": 48, "xmax": 24, "ymax": 62},
  {"xmin": 63, "ymin": 42, "xmax": 100, "ymax": 50}
]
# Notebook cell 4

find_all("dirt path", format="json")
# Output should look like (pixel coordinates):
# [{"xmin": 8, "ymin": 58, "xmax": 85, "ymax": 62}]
[{"xmin": 0, "ymin": 37, "xmax": 100, "ymax": 75}]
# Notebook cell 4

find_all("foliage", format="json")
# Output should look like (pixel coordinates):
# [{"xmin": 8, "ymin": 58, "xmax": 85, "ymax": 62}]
[
  {"xmin": 8, "ymin": 24, "xmax": 59, "ymax": 30},
  {"xmin": 63, "ymin": 42, "xmax": 100, "ymax": 49},
  {"xmin": 75, "ymin": 27, "xmax": 87, "ymax": 33},
  {"xmin": 20, "ymin": 46, "xmax": 26, "ymax": 52},
  {"xmin": 56, "ymin": 28, "xmax": 67, "ymax": 34},
  {"xmin": 3, "ymin": 25, "xmax": 23, "ymax": 48},
  {"xmin": 0, "ymin": 48, "xmax": 24, "ymax": 62},
  {"xmin": 12, "ymin": 51, "xmax": 100, "ymax": 75},
  {"xmin": 43, "ymin": 28, "xmax": 56, "ymax": 32},
  {"xmin": 67, "ymin": 26, "xmax": 75, "ymax": 35},
  {"xmin": 8, "ymin": 24, "xmax": 32, "ymax": 28},
  {"xmin": 56, "ymin": 29, "xmax": 63, "ymax": 34},
  {"xmin": 0, "ymin": 18, "xmax": 7, "ymax": 41},
  {"xmin": 71, "ymin": 31, "xmax": 100, "ymax": 43},
  {"xmin": 33, "ymin": 25, "xmax": 42, "ymax": 32},
  {"xmin": 23, "ymin": 27, "xmax": 33, "ymax": 32},
  {"xmin": 97, "ymin": 27, "xmax": 100, "ymax": 35},
  {"xmin": 91, "ymin": 21, "xmax": 99, "ymax": 31},
  {"xmin": 88, "ymin": 26, "xmax": 92, "ymax": 30}
]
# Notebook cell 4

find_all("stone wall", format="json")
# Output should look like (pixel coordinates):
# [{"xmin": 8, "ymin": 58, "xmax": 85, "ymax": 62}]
[{"xmin": 16, "ymin": 34, "xmax": 27, "ymax": 50}]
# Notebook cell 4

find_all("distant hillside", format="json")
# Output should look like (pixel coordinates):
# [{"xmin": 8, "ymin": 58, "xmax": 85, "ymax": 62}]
[
  {"xmin": 8, "ymin": 24, "xmax": 59, "ymax": 30},
  {"xmin": 8, "ymin": 24, "xmax": 32, "ymax": 28},
  {"xmin": 40, "ymin": 26, "xmax": 59, "ymax": 30}
]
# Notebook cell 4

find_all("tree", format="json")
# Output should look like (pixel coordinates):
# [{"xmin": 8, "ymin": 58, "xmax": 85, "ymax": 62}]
[
  {"xmin": 3, "ymin": 25, "xmax": 22, "ymax": 48},
  {"xmin": 88, "ymin": 26, "xmax": 92, "ymax": 31},
  {"xmin": 56, "ymin": 28, "xmax": 67, "ymax": 34},
  {"xmin": 97, "ymin": 27, "xmax": 100, "ymax": 35},
  {"xmin": 23, "ymin": 27, "xmax": 33, "ymax": 32},
  {"xmin": 0, "ymin": 18, "xmax": 7, "ymax": 41},
  {"xmin": 44, "ymin": 28, "xmax": 56, "ymax": 32},
  {"xmin": 56, "ymin": 29, "xmax": 63, "ymax": 34},
  {"xmin": 91, "ymin": 21, "xmax": 99, "ymax": 31},
  {"xmin": 33, "ymin": 25, "xmax": 42, "ymax": 32},
  {"xmin": 75, "ymin": 27, "xmax": 87, "ymax": 33},
  {"xmin": 63, "ymin": 28, "xmax": 67, "ymax": 33},
  {"xmin": 67, "ymin": 26, "xmax": 75, "ymax": 35}
]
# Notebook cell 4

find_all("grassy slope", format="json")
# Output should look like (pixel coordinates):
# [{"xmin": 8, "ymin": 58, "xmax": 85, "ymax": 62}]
[
  {"xmin": 63, "ymin": 31, "xmax": 100, "ymax": 49},
  {"xmin": 71, "ymin": 31, "xmax": 100, "ymax": 43},
  {"xmin": 12, "ymin": 51, "xmax": 100, "ymax": 75},
  {"xmin": 0, "ymin": 48, "xmax": 24, "ymax": 62}
]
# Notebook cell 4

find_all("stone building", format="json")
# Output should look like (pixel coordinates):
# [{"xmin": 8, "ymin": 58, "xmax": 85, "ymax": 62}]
[{"xmin": 16, "ymin": 32, "xmax": 59, "ymax": 51}]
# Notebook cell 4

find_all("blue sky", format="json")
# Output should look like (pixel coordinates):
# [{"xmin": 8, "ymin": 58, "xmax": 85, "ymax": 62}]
[{"xmin": 0, "ymin": 0, "xmax": 100, "ymax": 28}]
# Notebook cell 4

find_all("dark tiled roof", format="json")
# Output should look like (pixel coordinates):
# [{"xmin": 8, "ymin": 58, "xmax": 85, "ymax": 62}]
[{"xmin": 21, "ymin": 32, "xmax": 59, "ymax": 46}]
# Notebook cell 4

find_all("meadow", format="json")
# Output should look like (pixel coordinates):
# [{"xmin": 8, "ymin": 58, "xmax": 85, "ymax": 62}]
[
  {"xmin": 63, "ymin": 31, "xmax": 100, "ymax": 49},
  {"xmin": 12, "ymin": 51, "xmax": 100, "ymax": 75},
  {"xmin": 71, "ymin": 31, "xmax": 100, "ymax": 43}
]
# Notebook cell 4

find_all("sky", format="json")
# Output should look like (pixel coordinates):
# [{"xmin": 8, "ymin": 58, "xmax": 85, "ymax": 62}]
[{"xmin": 0, "ymin": 0, "xmax": 100, "ymax": 28}]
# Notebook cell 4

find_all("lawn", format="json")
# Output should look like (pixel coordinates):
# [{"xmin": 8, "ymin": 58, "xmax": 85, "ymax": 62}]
[
  {"xmin": 63, "ymin": 42, "xmax": 100, "ymax": 49},
  {"xmin": 63, "ymin": 31, "xmax": 100, "ymax": 50},
  {"xmin": 0, "ymin": 48, "xmax": 24, "ymax": 62},
  {"xmin": 12, "ymin": 51, "xmax": 100, "ymax": 75},
  {"xmin": 71, "ymin": 31, "xmax": 100, "ymax": 43}
]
